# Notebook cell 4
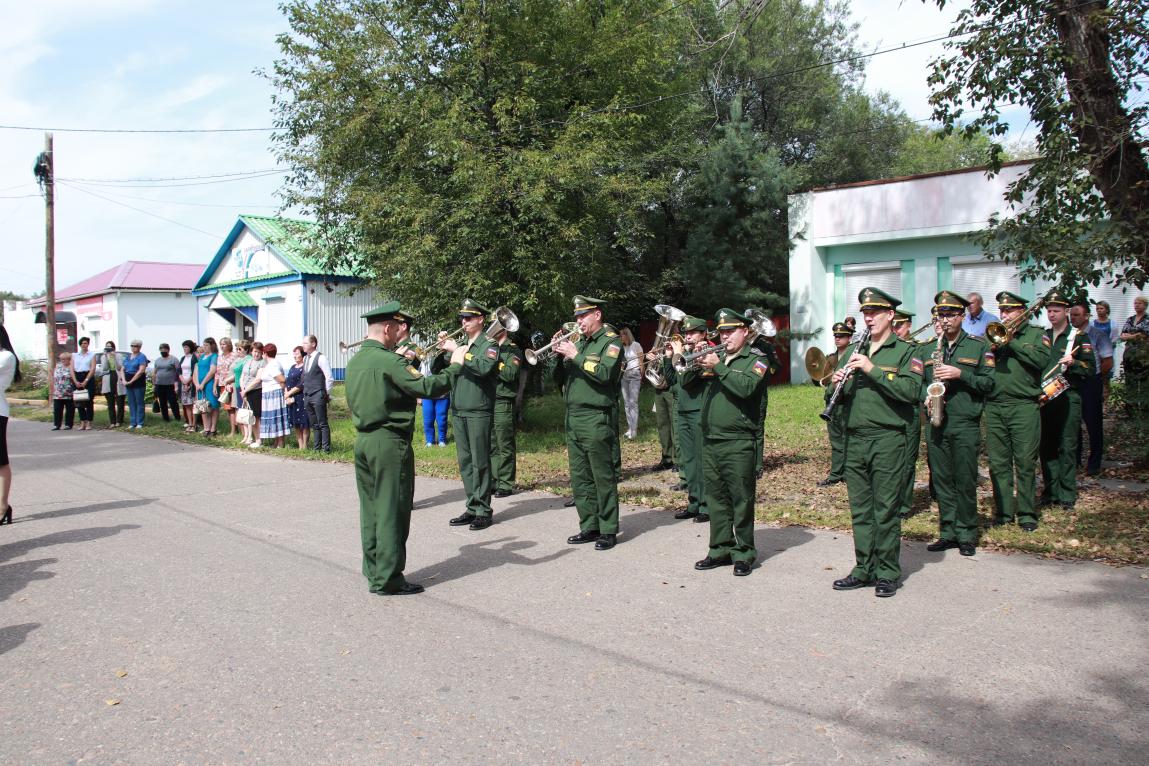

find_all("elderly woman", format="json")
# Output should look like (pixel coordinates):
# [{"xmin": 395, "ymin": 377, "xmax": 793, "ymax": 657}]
[
  {"xmin": 51, "ymin": 351, "xmax": 76, "ymax": 430},
  {"xmin": 215, "ymin": 337, "xmax": 240, "ymax": 437},
  {"xmin": 284, "ymin": 346, "xmax": 311, "ymax": 449},
  {"xmin": 122, "ymin": 339, "xmax": 149, "ymax": 429},
  {"xmin": 1120, "ymin": 296, "xmax": 1149, "ymax": 395},
  {"xmin": 251, "ymin": 343, "xmax": 288, "ymax": 449},
  {"xmin": 239, "ymin": 342, "xmax": 267, "ymax": 445},
  {"xmin": 195, "ymin": 337, "xmax": 220, "ymax": 437},
  {"xmin": 95, "ymin": 341, "xmax": 127, "ymax": 428}
]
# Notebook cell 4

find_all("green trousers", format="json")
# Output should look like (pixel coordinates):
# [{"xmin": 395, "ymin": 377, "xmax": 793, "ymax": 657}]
[
  {"xmin": 611, "ymin": 401, "xmax": 622, "ymax": 480},
  {"xmin": 986, "ymin": 399, "xmax": 1040, "ymax": 525},
  {"xmin": 928, "ymin": 416, "xmax": 981, "ymax": 544},
  {"xmin": 754, "ymin": 391, "xmax": 769, "ymax": 475},
  {"xmin": 703, "ymin": 437, "xmax": 757, "ymax": 563},
  {"xmin": 898, "ymin": 410, "xmax": 922, "ymax": 515},
  {"xmin": 355, "ymin": 430, "xmax": 415, "ymax": 593},
  {"xmin": 676, "ymin": 409, "xmax": 706, "ymax": 515},
  {"xmin": 451, "ymin": 411, "xmax": 493, "ymax": 518},
  {"xmin": 654, "ymin": 387, "xmax": 677, "ymax": 465},
  {"xmin": 827, "ymin": 410, "xmax": 847, "ymax": 482},
  {"xmin": 492, "ymin": 398, "xmax": 517, "ymax": 493},
  {"xmin": 567, "ymin": 407, "xmax": 621, "ymax": 534},
  {"xmin": 1040, "ymin": 391, "xmax": 1081, "ymax": 505},
  {"xmin": 844, "ymin": 427, "xmax": 905, "ymax": 582}
]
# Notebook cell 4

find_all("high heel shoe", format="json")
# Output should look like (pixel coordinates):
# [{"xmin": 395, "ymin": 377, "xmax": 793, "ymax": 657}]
[{"xmin": 1, "ymin": 506, "xmax": 12, "ymax": 525}]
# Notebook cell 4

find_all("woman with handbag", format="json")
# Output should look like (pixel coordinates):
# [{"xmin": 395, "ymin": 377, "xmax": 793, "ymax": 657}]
[
  {"xmin": 215, "ymin": 337, "xmax": 240, "ymax": 437},
  {"xmin": 178, "ymin": 340, "xmax": 199, "ymax": 432},
  {"xmin": 239, "ymin": 342, "xmax": 267, "ymax": 446},
  {"xmin": 71, "ymin": 336, "xmax": 96, "ymax": 430},
  {"xmin": 195, "ymin": 337, "xmax": 220, "ymax": 437},
  {"xmin": 96, "ymin": 341, "xmax": 127, "ymax": 428},
  {"xmin": 284, "ymin": 346, "xmax": 310, "ymax": 449}
]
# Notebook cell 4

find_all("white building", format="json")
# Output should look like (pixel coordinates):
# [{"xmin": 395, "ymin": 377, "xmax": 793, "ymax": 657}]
[
  {"xmin": 12, "ymin": 261, "xmax": 203, "ymax": 359},
  {"xmin": 192, "ymin": 215, "xmax": 381, "ymax": 379},
  {"xmin": 788, "ymin": 162, "xmax": 1142, "ymax": 383}
]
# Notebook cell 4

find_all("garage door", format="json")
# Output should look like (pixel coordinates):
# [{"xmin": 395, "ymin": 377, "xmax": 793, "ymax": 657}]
[
  {"xmin": 841, "ymin": 261, "xmax": 902, "ymax": 322},
  {"xmin": 950, "ymin": 257, "xmax": 1021, "ymax": 302}
]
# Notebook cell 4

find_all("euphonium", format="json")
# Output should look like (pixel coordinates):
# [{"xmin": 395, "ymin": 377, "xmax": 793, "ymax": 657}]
[
  {"xmin": 525, "ymin": 322, "xmax": 580, "ymax": 365},
  {"xmin": 643, "ymin": 304, "xmax": 686, "ymax": 387},
  {"xmin": 925, "ymin": 333, "xmax": 946, "ymax": 427}
]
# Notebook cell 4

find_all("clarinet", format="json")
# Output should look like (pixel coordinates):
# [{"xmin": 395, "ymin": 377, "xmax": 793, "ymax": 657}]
[{"xmin": 820, "ymin": 327, "xmax": 871, "ymax": 422}]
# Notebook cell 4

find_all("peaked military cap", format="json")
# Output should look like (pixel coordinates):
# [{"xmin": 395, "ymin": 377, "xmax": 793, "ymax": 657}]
[
  {"xmin": 832, "ymin": 322, "xmax": 853, "ymax": 337},
  {"xmin": 1045, "ymin": 289, "xmax": 1072, "ymax": 307},
  {"xmin": 572, "ymin": 295, "xmax": 606, "ymax": 316},
  {"xmin": 858, "ymin": 287, "xmax": 900, "ymax": 310},
  {"xmin": 714, "ymin": 308, "xmax": 749, "ymax": 329},
  {"xmin": 934, "ymin": 290, "xmax": 970, "ymax": 311},
  {"xmin": 892, "ymin": 310, "xmax": 914, "ymax": 325},
  {"xmin": 458, "ymin": 298, "xmax": 490, "ymax": 318},
  {"xmin": 362, "ymin": 300, "xmax": 414, "ymax": 324},
  {"xmin": 996, "ymin": 290, "xmax": 1028, "ymax": 309},
  {"xmin": 681, "ymin": 316, "xmax": 708, "ymax": 333}
]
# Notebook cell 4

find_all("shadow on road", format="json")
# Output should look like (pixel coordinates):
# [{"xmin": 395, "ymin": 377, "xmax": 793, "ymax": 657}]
[
  {"xmin": 406, "ymin": 536, "xmax": 574, "ymax": 589},
  {"xmin": 0, "ymin": 524, "xmax": 141, "ymax": 566},
  {"xmin": 0, "ymin": 558, "xmax": 57, "ymax": 603},
  {"xmin": 0, "ymin": 623, "xmax": 40, "ymax": 657},
  {"xmin": 412, "ymin": 486, "xmax": 466, "ymax": 511},
  {"xmin": 17, "ymin": 498, "xmax": 156, "ymax": 524}
]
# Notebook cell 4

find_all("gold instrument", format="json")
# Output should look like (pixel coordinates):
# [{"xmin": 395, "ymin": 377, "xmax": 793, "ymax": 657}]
[
  {"xmin": 420, "ymin": 305, "xmax": 520, "ymax": 360},
  {"xmin": 804, "ymin": 347, "xmax": 837, "ymax": 386},
  {"xmin": 671, "ymin": 312, "xmax": 774, "ymax": 373},
  {"xmin": 526, "ymin": 322, "xmax": 581, "ymax": 365},
  {"xmin": 338, "ymin": 338, "xmax": 366, "ymax": 353},
  {"xmin": 925, "ymin": 332, "xmax": 946, "ymax": 427},
  {"xmin": 643, "ymin": 304, "xmax": 686, "ymax": 387},
  {"xmin": 985, "ymin": 291, "xmax": 1052, "ymax": 348}
]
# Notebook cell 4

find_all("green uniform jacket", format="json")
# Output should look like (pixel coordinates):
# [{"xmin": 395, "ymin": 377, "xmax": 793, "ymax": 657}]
[
  {"xmin": 661, "ymin": 356, "xmax": 712, "ymax": 413},
  {"xmin": 346, "ymin": 340, "xmax": 459, "ymax": 434},
  {"xmin": 922, "ymin": 330, "xmax": 996, "ymax": 420},
  {"xmin": 1043, "ymin": 326, "xmax": 1096, "ymax": 391},
  {"xmin": 495, "ymin": 341, "xmax": 524, "ymax": 401},
  {"xmin": 452, "ymin": 333, "xmax": 499, "ymax": 413},
  {"xmin": 833, "ymin": 335, "xmax": 921, "ymax": 430},
  {"xmin": 700, "ymin": 347, "xmax": 770, "ymax": 440},
  {"xmin": 989, "ymin": 324, "xmax": 1048, "ymax": 402},
  {"xmin": 553, "ymin": 326, "xmax": 624, "ymax": 409}
]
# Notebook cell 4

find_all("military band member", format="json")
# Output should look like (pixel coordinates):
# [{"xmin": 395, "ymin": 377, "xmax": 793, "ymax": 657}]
[
  {"xmin": 922, "ymin": 291, "xmax": 996, "ymax": 557},
  {"xmin": 665, "ymin": 316, "xmax": 711, "ymax": 522},
  {"xmin": 1039, "ymin": 291, "xmax": 1095, "ymax": 510},
  {"xmin": 829, "ymin": 288, "xmax": 921, "ymax": 597},
  {"xmin": 750, "ymin": 326, "xmax": 779, "ymax": 479},
  {"xmin": 891, "ymin": 310, "xmax": 927, "ymax": 518},
  {"xmin": 346, "ymin": 302, "xmax": 464, "ymax": 595},
  {"xmin": 443, "ymin": 299, "xmax": 500, "ymax": 531},
  {"xmin": 491, "ymin": 327, "xmax": 524, "ymax": 498},
  {"xmin": 652, "ymin": 376, "xmax": 679, "ymax": 472},
  {"xmin": 818, "ymin": 322, "xmax": 854, "ymax": 487},
  {"xmin": 554, "ymin": 296, "xmax": 625, "ymax": 550},
  {"xmin": 986, "ymin": 291, "xmax": 1048, "ymax": 531},
  {"xmin": 693, "ymin": 309, "xmax": 770, "ymax": 577}
]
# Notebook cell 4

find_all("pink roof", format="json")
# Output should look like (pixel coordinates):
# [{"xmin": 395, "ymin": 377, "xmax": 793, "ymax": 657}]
[{"xmin": 29, "ymin": 261, "xmax": 205, "ymax": 305}]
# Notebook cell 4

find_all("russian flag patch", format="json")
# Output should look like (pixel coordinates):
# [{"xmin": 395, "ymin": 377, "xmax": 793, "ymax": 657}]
[
  {"xmin": 485, "ymin": 346, "xmax": 498, "ymax": 360},
  {"xmin": 752, "ymin": 360, "xmax": 768, "ymax": 376},
  {"xmin": 910, "ymin": 357, "xmax": 924, "ymax": 374}
]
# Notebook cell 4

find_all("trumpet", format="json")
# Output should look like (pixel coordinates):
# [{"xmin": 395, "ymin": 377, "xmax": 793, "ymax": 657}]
[
  {"xmin": 420, "ymin": 305, "xmax": 520, "ymax": 360},
  {"xmin": 672, "ymin": 341, "xmax": 724, "ymax": 373},
  {"xmin": 338, "ymin": 338, "xmax": 366, "ymax": 353},
  {"xmin": 671, "ymin": 311, "xmax": 774, "ymax": 372},
  {"xmin": 526, "ymin": 322, "xmax": 581, "ymax": 365}
]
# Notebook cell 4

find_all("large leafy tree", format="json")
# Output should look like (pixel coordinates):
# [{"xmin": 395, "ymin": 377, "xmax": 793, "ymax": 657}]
[{"xmin": 927, "ymin": 0, "xmax": 1149, "ymax": 288}]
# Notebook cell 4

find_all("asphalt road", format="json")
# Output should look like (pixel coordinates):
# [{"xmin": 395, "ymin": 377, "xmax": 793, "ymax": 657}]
[{"xmin": 2, "ymin": 419, "xmax": 1147, "ymax": 764}]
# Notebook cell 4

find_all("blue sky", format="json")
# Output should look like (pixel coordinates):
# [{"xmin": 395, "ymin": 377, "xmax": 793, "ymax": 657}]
[{"xmin": 1, "ymin": 0, "xmax": 1001, "ymax": 298}]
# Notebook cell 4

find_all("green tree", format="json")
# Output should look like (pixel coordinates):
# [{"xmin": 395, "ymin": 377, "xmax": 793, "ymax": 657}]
[
  {"xmin": 927, "ymin": 0, "xmax": 1149, "ymax": 288},
  {"xmin": 890, "ymin": 123, "xmax": 998, "ymax": 176}
]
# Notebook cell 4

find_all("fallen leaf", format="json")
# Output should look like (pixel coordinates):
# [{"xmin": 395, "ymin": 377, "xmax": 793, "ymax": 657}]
[
  {"xmin": 340, "ymin": 649, "xmax": 351, "ymax": 656},
  {"xmin": 823, "ymin": 566, "xmax": 834, "ymax": 570},
  {"xmin": 115, "ymin": 670, "xmax": 128, "ymax": 678},
  {"xmin": 1068, "ymin": 539, "xmax": 1081, "ymax": 548},
  {"xmin": 105, "ymin": 698, "xmax": 121, "ymax": 706}
]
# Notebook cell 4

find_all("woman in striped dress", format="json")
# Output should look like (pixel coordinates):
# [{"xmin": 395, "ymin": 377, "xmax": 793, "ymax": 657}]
[{"xmin": 256, "ymin": 343, "xmax": 289, "ymax": 449}]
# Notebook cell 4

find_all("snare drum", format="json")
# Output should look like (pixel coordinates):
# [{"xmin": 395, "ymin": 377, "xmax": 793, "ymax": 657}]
[{"xmin": 1038, "ymin": 374, "xmax": 1070, "ymax": 407}]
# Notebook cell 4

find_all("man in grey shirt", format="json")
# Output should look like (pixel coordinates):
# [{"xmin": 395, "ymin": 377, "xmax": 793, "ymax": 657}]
[{"xmin": 152, "ymin": 343, "xmax": 181, "ymax": 422}]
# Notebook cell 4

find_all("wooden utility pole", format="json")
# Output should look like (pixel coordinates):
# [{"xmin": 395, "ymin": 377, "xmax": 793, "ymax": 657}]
[{"xmin": 36, "ymin": 133, "xmax": 56, "ymax": 370}]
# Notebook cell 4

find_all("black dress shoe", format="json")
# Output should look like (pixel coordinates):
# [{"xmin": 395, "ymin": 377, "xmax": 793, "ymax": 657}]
[
  {"xmin": 493, "ymin": 489, "xmax": 513, "ymax": 498},
  {"xmin": 959, "ymin": 542, "xmax": 976, "ymax": 556},
  {"xmin": 670, "ymin": 481, "xmax": 688, "ymax": 491},
  {"xmin": 1058, "ymin": 501, "xmax": 1076, "ymax": 511},
  {"xmin": 449, "ymin": 512, "xmax": 477, "ymax": 526},
  {"xmin": 673, "ymin": 509, "xmax": 699, "ymax": 520},
  {"xmin": 1020, "ymin": 522, "xmax": 1038, "ymax": 532},
  {"xmin": 563, "ymin": 498, "xmax": 576, "ymax": 507},
  {"xmin": 875, "ymin": 579, "xmax": 899, "ymax": 597},
  {"xmin": 1037, "ymin": 496, "xmax": 1053, "ymax": 507},
  {"xmin": 0, "ymin": 505, "xmax": 12, "ymax": 526},
  {"xmin": 832, "ymin": 574, "xmax": 871, "ymax": 590},
  {"xmin": 693, "ymin": 513, "xmax": 710, "ymax": 523},
  {"xmin": 733, "ymin": 561, "xmax": 752, "ymax": 577},
  {"xmin": 594, "ymin": 534, "xmax": 616, "ymax": 550},
  {"xmin": 926, "ymin": 539, "xmax": 959, "ymax": 552},
  {"xmin": 694, "ymin": 556, "xmax": 732, "ymax": 570},
  {"xmin": 657, "ymin": 460, "xmax": 675, "ymax": 471},
  {"xmin": 469, "ymin": 516, "xmax": 493, "ymax": 530},
  {"xmin": 375, "ymin": 582, "xmax": 424, "ymax": 596},
  {"xmin": 817, "ymin": 477, "xmax": 842, "ymax": 487},
  {"xmin": 567, "ymin": 530, "xmax": 600, "ymax": 544}
]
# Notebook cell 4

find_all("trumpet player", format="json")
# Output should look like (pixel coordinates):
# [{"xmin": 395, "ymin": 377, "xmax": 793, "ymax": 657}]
[
  {"xmin": 492, "ymin": 324, "xmax": 524, "ymax": 498},
  {"xmin": 922, "ymin": 291, "xmax": 996, "ymax": 557},
  {"xmin": 817, "ymin": 322, "xmax": 855, "ymax": 487},
  {"xmin": 693, "ymin": 309, "xmax": 770, "ymax": 577},
  {"xmin": 554, "ymin": 295, "xmax": 625, "ymax": 550},
  {"xmin": 827, "ymin": 288, "xmax": 921, "ymax": 598},
  {"xmin": 442, "ymin": 299, "xmax": 500, "ymax": 531},
  {"xmin": 985, "ymin": 291, "xmax": 1048, "ymax": 531},
  {"xmin": 664, "ymin": 316, "xmax": 711, "ymax": 522}
]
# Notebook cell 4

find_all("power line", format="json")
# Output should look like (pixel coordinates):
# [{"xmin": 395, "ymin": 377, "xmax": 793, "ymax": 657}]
[
  {"xmin": 0, "ymin": 193, "xmax": 42, "ymax": 200},
  {"xmin": 58, "ymin": 168, "xmax": 282, "ymax": 183},
  {"xmin": 0, "ymin": 124, "xmax": 274, "ymax": 134},
  {"xmin": 63, "ymin": 171, "xmax": 285, "ymax": 189},
  {"xmin": 70, "ymin": 185, "xmax": 280, "ymax": 209},
  {"xmin": 58, "ymin": 181, "xmax": 222, "ymax": 239}
]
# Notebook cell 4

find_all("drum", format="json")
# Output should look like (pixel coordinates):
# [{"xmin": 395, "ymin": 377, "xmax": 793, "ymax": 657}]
[{"xmin": 1038, "ymin": 374, "xmax": 1070, "ymax": 407}]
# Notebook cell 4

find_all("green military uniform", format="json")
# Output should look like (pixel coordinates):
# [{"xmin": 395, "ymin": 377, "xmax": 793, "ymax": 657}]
[
  {"xmin": 346, "ymin": 302, "xmax": 460, "ymax": 594},
  {"xmin": 832, "ymin": 288, "xmax": 922, "ymax": 590},
  {"xmin": 664, "ymin": 316, "xmax": 710, "ymax": 519},
  {"xmin": 751, "ymin": 333, "xmax": 779, "ymax": 476},
  {"xmin": 604, "ymin": 323, "xmax": 624, "ymax": 481},
  {"xmin": 889, "ymin": 310, "xmax": 923, "ymax": 517},
  {"xmin": 699, "ymin": 309, "xmax": 770, "ymax": 569},
  {"xmin": 653, "ymin": 384, "xmax": 678, "ymax": 468},
  {"xmin": 822, "ymin": 322, "xmax": 854, "ymax": 485},
  {"xmin": 449, "ymin": 299, "xmax": 500, "ymax": 522},
  {"xmin": 1040, "ymin": 292, "xmax": 1096, "ymax": 508},
  {"xmin": 554, "ymin": 296, "xmax": 624, "ymax": 540},
  {"xmin": 923, "ymin": 291, "xmax": 996, "ymax": 550},
  {"xmin": 492, "ymin": 338, "xmax": 524, "ymax": 495},
  {"xmin": 986, "ymin": 291, "xmax": 1050, "ymax": 528}
]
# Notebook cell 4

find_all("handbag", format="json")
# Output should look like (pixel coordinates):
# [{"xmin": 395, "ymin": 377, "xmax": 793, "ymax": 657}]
[
  {"xmin": 193, "ymin": 398, "xmax": 210, "ymax": 415},
  {"xmin": 72, "ymin": 389, "xmax": 90, "ymax": 403},
  {"xmin": 219, "ymin": 387, "xmax": 232, "ymax": 406},
  {"xmin": 236, "ymin": 406, "xmax": 255, "ymax": 426}
]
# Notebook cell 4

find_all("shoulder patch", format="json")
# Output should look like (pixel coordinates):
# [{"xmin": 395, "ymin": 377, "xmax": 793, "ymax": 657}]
[
  {"xmin": 605, "ymin": 331, "xmax": 617, "ymax": 338},
  {"xmin": 984, "ymin": 350, "xmax": 995, "ymax": 367},
  {"xmin": 583, "ymin": 361, "xmax": 598, "ymax": 373},
  {"xmin": 910, "ymin": 357, "xmax": 924, "ymax": 375},
  {"xmin": 752, "ymin": 359, "xmax": 768, "ymax": 377},
  {"xmin": 511, "ymin": 356, "xmax": 520, "ymax": 366},
  {"xmin": 406, "ymin": 365, "xmax": 423, "ymax": 378},
  {"xmin": 1080, "ymin": 343, "xmax": 1093, "ymax": 352},
  {"xmin": 485, "ymin": 346, "xmax": 498, "ymax": 360},
  {"xmin": 1042, "ymin": 335, "xmax": 1052, "ymax": 347},
  {"xmin": 606, "ymin": 344, "xmax": 620, "ymax": 358}
]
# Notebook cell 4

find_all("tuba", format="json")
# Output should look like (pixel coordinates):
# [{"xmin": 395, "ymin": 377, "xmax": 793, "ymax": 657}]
[
  {"xmin": 925, "ymin": 333, "xmax": 946, "ymax": 427},
  {"xmin": 643, "ymin": 304, "xmax": 686, "ymax": 387}
]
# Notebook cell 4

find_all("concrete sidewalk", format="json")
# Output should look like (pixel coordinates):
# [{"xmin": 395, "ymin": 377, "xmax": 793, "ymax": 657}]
[{"xmin": 2, "ymin": 418, "xmax": 1146, "ymax": 764}]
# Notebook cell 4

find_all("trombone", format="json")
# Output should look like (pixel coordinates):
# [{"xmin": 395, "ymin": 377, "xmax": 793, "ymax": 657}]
[
  {"xmin": 985, "ymin": 291, "xmax": 1052, "ymax": 348},
  {"xmin": 526, "ymin": 322, "xmax": 580, "ymax": 365}
]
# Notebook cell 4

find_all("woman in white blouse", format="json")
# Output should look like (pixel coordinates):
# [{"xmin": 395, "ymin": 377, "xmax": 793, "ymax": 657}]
[
  {"xmin": 0, "ymin": 324, "xmax": 20, "ymax": 525},
  {"xmin": 619, "ymin": 326, "xmax": 644, "ymax": 439}
]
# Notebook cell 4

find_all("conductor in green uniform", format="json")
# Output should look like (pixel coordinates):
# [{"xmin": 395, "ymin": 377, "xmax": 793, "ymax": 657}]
[
  {"xmin": 923, "ymin": 291, "xmax": 996, "ymax": 557},
  {"xmin": 829, "ymin": 288, "xmax": 922, "ymax": 597},
  {"xmin": 818, "ymin": 322, "xmax": 855, "ymax": 487},
  {"xmin": 693, "ymin": 309, "xmax": 770, "ymax": 577},
  {"xmin": 1039, "ymin": 291, "xmax": 1095, "ymax": 509},
  {"xmin": 346, "ymin": 302, "xmax": 464, "ymax": 595},
  {"xmin": 442, "ymin": 299, "xmax": 500, "ymax": 530},
  {"xmin": 553, "ymin": 296, "xmax": 625, "ymax": 550},
  {"xmin": 492, "ymin": 326, "xmax": 524, "ymax": 497},
  {"xmin": 665, "ymin": 316, "xmax": 711, "ymax": 522},
  {"xmin": 986, "ymin": 291, "xmax": 1049, "ymax": 531}
]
